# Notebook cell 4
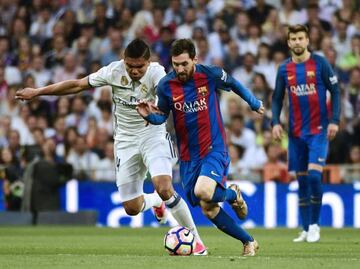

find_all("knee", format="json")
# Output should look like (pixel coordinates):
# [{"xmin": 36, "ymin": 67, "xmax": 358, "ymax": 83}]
[
  {"xmin": 194, "ymin": 185, "xmax": 213, "ymax": 202},
  {"xmin": 123, "ymin": 205, "xmax": 141, "ymax": 216},
  {"xmin": 200, "ymin": 204, "xmax": 219, "ymax": 219}
]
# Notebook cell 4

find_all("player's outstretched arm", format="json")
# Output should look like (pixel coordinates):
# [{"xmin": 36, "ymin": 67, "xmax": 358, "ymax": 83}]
[
  {"xmin": 136, "ymin": 101, "xmax": 168, "ymax": 125},
  {"xmin": 15, "ymin": 77, "xmax": 90, "ymax": 101}
]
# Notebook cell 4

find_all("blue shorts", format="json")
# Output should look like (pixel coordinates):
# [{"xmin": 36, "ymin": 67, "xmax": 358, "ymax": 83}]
[
  {"xmin": 180, "ymin": 151, "xmax": 229, "ymax": 206},
  {"xmin": 288, "ymin": 131, "xmax": 329, "ymax": 172}
]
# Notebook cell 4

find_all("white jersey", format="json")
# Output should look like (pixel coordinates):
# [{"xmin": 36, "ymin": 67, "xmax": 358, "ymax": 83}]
[{"xmin": 88, "ymin": 60, "xmax": 167, "ymax": 141}]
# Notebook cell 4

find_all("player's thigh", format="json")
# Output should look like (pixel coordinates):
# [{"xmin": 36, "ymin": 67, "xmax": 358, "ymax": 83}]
[
  {"xmin": 308, "ymin": 132, "xmax": 328, "ymax": 169},
  {"xmin": 194, "ymin": 175, "xmax": 218, "ymax": 201},
  {"xmin": 118, "ymin": 181, "xmax": 144, "ymax": 212},
  {"xmin": 180, "ymin": 160, "xmax": 202, "ymax": 207},
  {"xmin": 141, "ymin": 132, "xmax": 177, "ymax": 171},
  {"xmin": 114, "ymin": 140, "xmax": 147, "ymax": 201},
  {"xmin": 288, "ymin": 136, "xmax": 308, "ymax": 172},
  {"xmin": 200, "ymin": 151, "xmax": 229, "ymax": 188}
]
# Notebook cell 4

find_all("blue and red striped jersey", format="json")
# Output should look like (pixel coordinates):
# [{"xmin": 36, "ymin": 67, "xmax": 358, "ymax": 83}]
[
  {"xmin": 156, "ymin": 64, "xmax": 261, "ymax": 161},
  {"xmin": 272, "ymin": 53, "xmax": 340, "ymax": 137}
]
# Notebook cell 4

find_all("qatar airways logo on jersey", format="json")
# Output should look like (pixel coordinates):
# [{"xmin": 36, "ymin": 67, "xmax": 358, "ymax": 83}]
[
  {"xmin": 174, "ymin": 98, "xmax": 208, "ymax": 113},
  {"xmin": 289, "ymin": 83, "xmax": 317, "ymax": 96}
]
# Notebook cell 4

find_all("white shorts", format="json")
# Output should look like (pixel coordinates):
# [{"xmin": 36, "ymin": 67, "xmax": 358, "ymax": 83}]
[{"xmin": 114, "ymin": 132, "xmax": 177, "ymax": 202}]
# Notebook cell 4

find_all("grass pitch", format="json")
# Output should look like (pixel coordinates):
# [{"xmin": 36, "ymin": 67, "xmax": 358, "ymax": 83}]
[{"xmin": 0, "ymin": 227, "xmax": 359, "ymax": 269}]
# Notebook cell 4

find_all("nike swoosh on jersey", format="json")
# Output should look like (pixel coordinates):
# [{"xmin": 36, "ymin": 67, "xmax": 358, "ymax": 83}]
[{"xmin": 172, "ymin": 94, "xmax": 184, "ymax": 102}]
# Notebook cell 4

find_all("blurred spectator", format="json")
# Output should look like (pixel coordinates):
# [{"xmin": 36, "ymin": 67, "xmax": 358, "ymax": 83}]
[
  {"xmin": 164, "ymin": 0, "xmax": 183, "ymax": 26},
  {"xmin": 76, "ymin": 0, "xmax": 96, "ymax": 24},
  {"xmin": 29, "ymin": 5, "xmax": 55, "ymax": 45},
  {"xmin": 66, "ymin": 135, "xmax": 100, "ymax": 180},
  {"xmin": 176, "ymin": 8, "xmax": 206, "ymax": 39},
  {"xmin": 263, "ymin": 143, "xmax": 290, "ymax": 183},
  {"xmin": 338, "ymin": 34, "xmax": 360, "ymax": 71},
  {"xmin": 62, "ymin": 9, "xmax": 81, "ymax": 46},
  {"xmin": 0, "ymin": 84, "xmax": 20, "ymax": 118},
  {"xmin": 65, "ymin": 96, "xmax": 90, "ymax": 135},
  {"xmin": 21, "ymin": 138, "xmax": 72, "ymax": 214},
  {"xmin": 278, "ymin": 0, "xmax": 306, "ymax": 26},
  {"xmin": 229, "ymin": 114, "xmax": 256, "ymax": 151},
  {"xmin": 232, "ymin": 52, "xmax": 256, "ymax": 88},
  {"xmin": 230, "ymin": 11, "xmax": 249, "ymax": 43},
  {"xmin": 142, "ymin": 8, "xmax": 164, "ymax": 44},
  {"xmin": 100, "ymin": 27, "xmax": 123, "ymax": 66},
  {"xmin": 305, "ymin": 3, "xmax": 332, "ymax": 33},
  {"xmin": 223, "ymin": 39, "xmax": 242, "ymax": 73},
  {"xmin": 0, "ymin": 36, "xmax": 15, "ymax": 66},
  {"xmin": 28, "ymin": 55, "xmax": 52, "ymax": 88},
  {"xmin": 53, "ymin": 52, "xmax": 86, "ymax": 83},
  {"xmin": 152, "ymin": 26, "xmax": 174, "ymax": 71},
  {"xmin": 77, "ymin": 23, "xmax": 102, "ymax": 61},
  {"xmin": 94, "ymin": 141, "xmax": 115, "ymax": 181},
  {"xmin": 247, "ymin": 0, "xmax": 274, "ymax": 26},
  {"xmin": 44, "ymin": 34, "xmax": 68, "ymax": 69},
  {"xmin": 344, "ymin": 67, "xmax": 360, "ymax": 117},
  {"xmin": 1, "ymin": 147, "xmax": 23, "ymax": 211},
  {"xmin": 93, "ymin": 2, "xmax": 113, "ymax": 38},
  {"xmin": 228, "ymin": 143, "xmax": 244, "ymax": 181},
  {"xmin": 349, "ymin": 145, "xmax": 360, "ymax": 164}
]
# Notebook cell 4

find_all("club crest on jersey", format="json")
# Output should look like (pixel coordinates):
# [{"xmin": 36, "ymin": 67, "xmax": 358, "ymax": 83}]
[
  {"xmin": 288, "ymin": 75, "xmax": 294, "ymax": 81},
  {"xmin": 306, "ymin": 71, "xmax": 315, "ymax": 78},
  {"xmin": 140, "ymin": 84, "xmax": 148, "ymax": 94},
  {"xmin": 197, "ymin": 86, "xmax": 208, "ymax": 96},
  {"xmin": 120, "ymin": 76, "xmax": 129, "ymax": 86}
]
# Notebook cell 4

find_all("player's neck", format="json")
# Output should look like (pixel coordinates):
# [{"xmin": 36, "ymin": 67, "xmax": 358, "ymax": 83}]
[{"xmin": 292, "ymin": 50, "xmax": 311, "ymax": 64}]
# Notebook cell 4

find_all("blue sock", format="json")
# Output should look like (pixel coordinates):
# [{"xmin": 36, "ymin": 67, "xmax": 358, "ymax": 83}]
[
  {"xmin": 210, "ymin": 208, "xmax": 253, "ymax": 244},
  {"xmin": 298, "ymin": 175, "xmax": 310, "ymax": 231},
  {"xmin": 308, "ymin": 170, "xmax": 323, "ymax": 225},
  {"xmin": 211, "ymin": 186, "xmax": 237, "ymax": 203}
]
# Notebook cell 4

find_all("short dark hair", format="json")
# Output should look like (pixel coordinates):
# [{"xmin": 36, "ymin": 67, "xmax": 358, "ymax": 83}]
[
  {"xmin": 124, "ymin": 38, "xmax": 150, "ymax": 60},
  {"xmin": 170, "ymin": 39, "xmax": 196, "ymax": 59},
  {"xmin": 287, "ymin": 24, "xmax": 309, "ymax": 40}
]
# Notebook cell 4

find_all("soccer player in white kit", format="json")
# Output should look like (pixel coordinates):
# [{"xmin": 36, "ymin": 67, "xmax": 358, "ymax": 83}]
[{"xmin": 16, "ymin": 39, "xmax": 207, "ymax": 255}]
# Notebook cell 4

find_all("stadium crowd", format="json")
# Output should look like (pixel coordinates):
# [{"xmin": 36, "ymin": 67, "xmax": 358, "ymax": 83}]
[{"xmin": 0, "ymin": 0, "xmax": 359, "ymax": 208}]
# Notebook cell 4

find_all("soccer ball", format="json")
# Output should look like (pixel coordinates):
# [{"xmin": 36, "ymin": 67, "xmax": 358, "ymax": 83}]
[{"xmin": 164, "ymin": 226, "xmax": 196, "ymax": 256}]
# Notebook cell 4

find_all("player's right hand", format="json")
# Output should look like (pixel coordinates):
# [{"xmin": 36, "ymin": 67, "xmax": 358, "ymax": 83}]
[
  {"xmin": 272, "ymin": 124, "xmax": 283, "ymax": 141},
  {"xmin": 256, "ymin": 101, "xmax": 265, "ymax": 115},
  {"xmin": 15, "ymin": 87, "xmax": 38, "ymax": 101}
]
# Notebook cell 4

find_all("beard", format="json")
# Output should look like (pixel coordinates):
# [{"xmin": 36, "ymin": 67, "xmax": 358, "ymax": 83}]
[
  {"xmin": 177, "ymin": 68, "xmax": 195, "ymax": 82},
  {"xmin": 291, "ymin": 46, "xmax": 306, "ymax": 56}
]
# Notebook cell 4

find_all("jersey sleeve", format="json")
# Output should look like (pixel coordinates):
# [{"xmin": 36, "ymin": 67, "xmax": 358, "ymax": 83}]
[
  {"xmin": 88, "ymin": 64, "xmax": 112, "ymax": 87},
  {"xmin": 320, "ymin": 57, "xmax": 341, "ymax": 124},
  {"xmin": 271, "ymin": 65, "xmax": 286, "ymax": 126},
  {"xmin": 151, "ymin": 64, "xmax": 167, "ymax": 88},
  {"xmin": 156, "ymin": 78, "xmax": 171, "ymax": 115},
  {"xmin": 209, "ymin": 66, "xmax": 261, "ymax": 111}
]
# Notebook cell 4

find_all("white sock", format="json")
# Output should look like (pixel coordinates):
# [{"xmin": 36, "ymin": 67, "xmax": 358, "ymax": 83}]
[
  {"xmin": 165, "ymin": 195, "xmax": 204, "ymax": 245},
  {"xmin": 141, "ymin": 192, "xmax": 163, "ymax": 212}
]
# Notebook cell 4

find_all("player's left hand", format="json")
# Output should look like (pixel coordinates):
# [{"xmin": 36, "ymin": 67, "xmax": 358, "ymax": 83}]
[
  {"xmin": 256, "ymin": 101, "xmax": 265, "ymax": 115},
  {"xmin": 327, "ymin": 123, "xmax": 339, "ymax": 140}
]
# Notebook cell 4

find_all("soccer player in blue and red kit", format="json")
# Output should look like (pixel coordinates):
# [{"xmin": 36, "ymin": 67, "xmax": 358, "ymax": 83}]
[
  {"xmin": 137, "ymin": 39, "xmax": 265, "ymax": 256},
  {"xmin": 271, "ymin": 25, "xmax": 340, "ymax": 243}
]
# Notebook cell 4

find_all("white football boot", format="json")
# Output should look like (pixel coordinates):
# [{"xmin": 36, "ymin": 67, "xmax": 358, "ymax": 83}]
[
  {"xmin": 293, "ymin": 231, "xmax": 308, "ymax": 242},
  {"xmin": 306, "ymin": 224, "xmax": 320, "ymax": 243}
]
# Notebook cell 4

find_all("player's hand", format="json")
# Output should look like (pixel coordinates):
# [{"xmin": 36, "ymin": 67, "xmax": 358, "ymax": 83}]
[
  {"xmin": 327, "ymin": 123, "xmax": 339, "ymax": 140},
  {"xmin": 136, "ymin": 101, "xmax": 164, "ymax": 117},
  {"xmin": 272, "ymin": 124, "xmax": 283, "ymax": 141},
  {"xmin": 256, "ymin": 101, "xmax": 265, "ymax": 115},
  {"xmin": 15, "ymin": 87, "xmax": 38, "ymax": 101}
]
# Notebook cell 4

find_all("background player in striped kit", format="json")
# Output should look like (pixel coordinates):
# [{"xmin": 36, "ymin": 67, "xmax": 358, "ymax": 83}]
[
  {"xmin": 15, "ymin": 39, "xmax": 207, "ymax": 255},
  {"xmin": 137, "ymin": 39, "xmax": 265, "ymax": 256},
  {"xmin": 271, "ymin": 24, "xmax": 341, "ymax": 243}
]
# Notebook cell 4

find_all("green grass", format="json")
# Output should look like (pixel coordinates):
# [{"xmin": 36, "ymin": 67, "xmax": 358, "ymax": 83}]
[{"xmin": 0, "ymin": 227, "xmax": 359, "ymax": 269}]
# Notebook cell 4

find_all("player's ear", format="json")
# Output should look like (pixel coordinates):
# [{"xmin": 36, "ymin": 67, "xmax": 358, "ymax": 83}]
[{"xmin": 193, "ymin": 56, "xmax": 198, "ymax": 64}]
